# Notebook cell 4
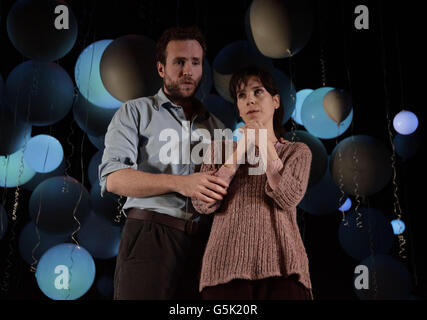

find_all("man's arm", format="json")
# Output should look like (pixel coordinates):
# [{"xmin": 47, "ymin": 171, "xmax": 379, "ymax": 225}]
[{"xmin": 106, "ymin": 168, "xmax": 229, "ymax": 202}]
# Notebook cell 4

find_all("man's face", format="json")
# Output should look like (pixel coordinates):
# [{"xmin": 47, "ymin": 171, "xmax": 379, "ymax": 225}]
[{"xmin": 157, "ymin": 40, "xmax": 203, "ymax": 100}]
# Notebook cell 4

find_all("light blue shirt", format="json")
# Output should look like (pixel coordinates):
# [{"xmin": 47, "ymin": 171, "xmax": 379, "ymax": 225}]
[{"xmin": 99, "ymin": 88, "xmax": 226, "ymax": 220}]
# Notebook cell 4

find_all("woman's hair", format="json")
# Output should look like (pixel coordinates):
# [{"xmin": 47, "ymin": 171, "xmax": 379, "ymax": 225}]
[
  {"xmin": 156, "ymin": 26, "xmax": 207, "ymax": 65},
  {"xmin": 229, "ymin": 66, "xmax": 285, "ymax": 138}
]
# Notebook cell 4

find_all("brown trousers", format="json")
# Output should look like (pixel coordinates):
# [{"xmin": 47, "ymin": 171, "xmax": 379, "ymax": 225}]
[
  {"xmin": 201, "ymin": 274, "xmax": 314, "ymax": 300},
  {"xmin": 114, "ymin": 217, "xmax": 210, "ymax": 300}
]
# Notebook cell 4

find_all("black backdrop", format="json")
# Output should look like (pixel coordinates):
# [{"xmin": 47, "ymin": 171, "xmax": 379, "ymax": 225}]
[{"xmin": 0, "ymin": 0, "xmax": 425, "ymax": 300}]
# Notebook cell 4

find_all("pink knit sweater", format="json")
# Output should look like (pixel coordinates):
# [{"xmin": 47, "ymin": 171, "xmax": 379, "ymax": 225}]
[{"xmin": 192, "ymin": 139, "xmax": 313, "ymax": 294}]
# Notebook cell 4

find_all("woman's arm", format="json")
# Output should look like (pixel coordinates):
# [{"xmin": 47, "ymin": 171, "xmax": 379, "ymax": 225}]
[
  {"xmin": 265, "ymin": 142, "xmax": 312, "ymax": 209},
  {"xmin": 191, "ymin": 140, "xmax": 242, "ymax": 214}
]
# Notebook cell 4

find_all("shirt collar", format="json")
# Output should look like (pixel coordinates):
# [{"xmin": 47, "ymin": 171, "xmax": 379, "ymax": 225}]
[{"xmin": 154, "ymin": 88, "xmax": 210, "ymax": 121}]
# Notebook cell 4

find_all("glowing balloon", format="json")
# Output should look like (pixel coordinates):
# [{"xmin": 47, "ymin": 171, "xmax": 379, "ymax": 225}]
[
  {"xmin": 77, "ymin": 212, "xmax": 122, "ymax": 259},
  {"xmin": 330, "ymin": 135, "xmax": 392, "ymax": 196},
  {"xmin": 213, "ymin": 40, "xmax": 274, "ymax": 102},
  {"xmin": 301, "ymin": 87, "xmax": 353, "ymax": 139},
  {"xmin": 203, "ymin": 94, "xmax": 238, "ymax": 130},
  {"xmin": 247, "ymin": 0, "xmax": 313, "ymax": 58},
  {"xmin": 6, "ymin": 60, "xmax": 74, "ymax": 126},
  {"xmin": 391, "ymin": 219, "xmax": 405, "ymax": 235},
  {"xmin": 29, "ymin": 176, "xmax": 91, "ymax": 234},
  {"xmin": 24, "ymin": 135, "xmax": 63, "ymax": 173},
  {"xmin": 284, "ymin": 130, "xmax": 328, "ymax": 187},
  {"xmin": 339, "ymin": 197, "xmax": 352, "ymax": 212},
  {"xmin": 292, "ymin": 89, "xmax": 313, "ymax": 125},
  {"xmin": 0, "ymin": 204, "xmax": 7, "ymax": 240},
  {"xmin": 73, "ymin": 93, "xmax": 119, "ymax": 137},
  {"xmin": 194, "ymin": 58, "xmax": 213, "ymax": 103},
  {"xmin": 18, "ymin": 221, "xmax": 69, "ymax": 265},
  {"xmin": 35, "ymin": 243, "xmax": 96, "ymax": 300},
  {"xmin": 0, "ymin": 108, "xmax": 32, "ymax": 156},
  {"xmin": 354, "ymin": 254, "xmax": 412, "ymax": 300},
  {"xmin": 23, "ymin": 158, "xmax": 65, "ymax": 191},
  {"xmin": 75, "ymin": 40, "xmax": 122, "ymax": 109},
  {"xmin": 88, "ymin": 150, "xmax": 103, "ymax": 187},
  {"xmin": 339, "ymin": 207, "xmax": 394, "ymax": 261},
  {"xmin": 100, "ymin": 35, "xmax": 162, "ymax": 102},
  {"xmin": 0, "ymin": 148, "xmax": 36, "ymax": 188},
  {"xmin": 7, "ymin": 0, "xmax": 78, "ymax": 62},
  {"xmin": 323, "ymin": 89, "xmax": 352, "ymax": 124},
  {"xmin": 393, "ymin": 133, "xmax": 421, "ymax": 161},
  {"xmin": 273, "ymin": 69, "xmax": 296, "ymax": 124},
  {"xmin": 393, "ymin": 110, "xmax": 418, "ymax": 135},
  {"xmin": 232, "ymin": 122, "xmax": 245, "ymax": 141},
  {"xmin": 298, "ymin": 156, "xmax": 344, "ymax": 215}
]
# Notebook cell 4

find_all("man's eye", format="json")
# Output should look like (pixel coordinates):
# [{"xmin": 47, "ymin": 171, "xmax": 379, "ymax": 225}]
[
  {"xmin": 176, "ymin": 60, "xmax": 184, "ymax": 65},
  {"xmin": 192, "ymin": 61, "xmax": 200, "ymax": 65}
]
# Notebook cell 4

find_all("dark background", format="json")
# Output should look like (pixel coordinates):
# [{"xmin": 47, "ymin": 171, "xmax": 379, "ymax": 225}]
[{"xmin": 0, "ymin": 0, "xmax": 425, "ymax": 300}]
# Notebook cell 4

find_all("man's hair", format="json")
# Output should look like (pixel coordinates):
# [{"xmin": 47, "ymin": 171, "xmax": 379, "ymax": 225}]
[
  {"xmin": 156, "ymin": 26, "xmax": 207, "ymax": 65},
  {"xmin": 229, "ymin": 66, "xmax": 286, "ymax": 138}
]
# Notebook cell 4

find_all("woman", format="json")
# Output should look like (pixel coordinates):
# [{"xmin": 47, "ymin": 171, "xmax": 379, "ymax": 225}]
[{"xmin": 192, "ymin": 66, "xmax": 313, "ymax": 300}]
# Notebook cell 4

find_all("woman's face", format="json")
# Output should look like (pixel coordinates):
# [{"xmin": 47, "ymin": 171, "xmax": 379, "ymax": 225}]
[{"xmin": 235, "ymin": 76, "xmax": 280, "ymax": 128}]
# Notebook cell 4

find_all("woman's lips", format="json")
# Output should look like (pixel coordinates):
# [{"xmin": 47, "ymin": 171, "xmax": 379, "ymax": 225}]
[{"xmin": 247, "ymin": 110, "xmax": 259, "ymax": 114}]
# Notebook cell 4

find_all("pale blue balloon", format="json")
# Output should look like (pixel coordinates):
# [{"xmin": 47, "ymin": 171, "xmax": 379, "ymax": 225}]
[
  {"xmin": 301, "ymin": 87, "xmax": 353, "ymax": 139},
  {"xmin": 339, "ymin": 197, "xmax": 352, "ymax": 212},
  {"xmin": 75, "ymin": 40, "xmax": 122, "ymax": 109},
  {"xmin": 393, "ymin": 110, "xmax": 418, "ymax": 135},
  {"xmin": 391, "ymin": 219, "xmax": 405, "ymax": 235},
  {"xmin": 24, "ymin": 134, "xmax": 63, "ymax": 173},
  {"xmin": 292, "ymin": 89, "xmax": 313, "ymax": 125},
  {"xmin": 0, "ymin": 148, "xmax": 36, "ymax": 188},
  {"xmin": 232, "ymin": 122, "xmax": 245, "ymax": 141},
  {"xmin": 35, "ymin": 243, "xmax": 96, "ymax": 300}
]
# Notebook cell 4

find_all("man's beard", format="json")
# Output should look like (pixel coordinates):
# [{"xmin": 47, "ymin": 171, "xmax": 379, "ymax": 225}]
[{"xmin": 163, "ymin": 75, "xmax": 201, "ymax": 101}]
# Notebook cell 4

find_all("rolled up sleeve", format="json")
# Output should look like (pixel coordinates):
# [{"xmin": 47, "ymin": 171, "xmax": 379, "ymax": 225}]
[{"xmin": 99, "ymin": 101, "xmax": 140, "ymax": 197}]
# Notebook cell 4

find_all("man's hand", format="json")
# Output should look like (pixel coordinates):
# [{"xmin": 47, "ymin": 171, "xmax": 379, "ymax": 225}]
[{"xmin": 176, "ymin": 171, "xmax": 229, "ymax": 203}]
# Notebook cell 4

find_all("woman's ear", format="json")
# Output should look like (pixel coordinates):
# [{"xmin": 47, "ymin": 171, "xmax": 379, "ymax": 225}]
[{"xmin": 273, "ymin": 94, "xmax": 280, "ymax": 109}]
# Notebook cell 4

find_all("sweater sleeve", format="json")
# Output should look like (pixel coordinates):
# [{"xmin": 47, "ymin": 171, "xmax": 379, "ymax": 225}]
[
  {"xmin": 265, "ymin": 142, "xmax": 312, "ymax": 209},
  {"xmin": 191, "ymin": 141, "xmax": 238, "ymax": 214}
]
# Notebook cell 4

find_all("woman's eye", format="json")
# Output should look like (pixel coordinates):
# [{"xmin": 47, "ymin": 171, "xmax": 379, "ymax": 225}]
[
  {"xmin": 255, "ymin": 89, "xmax": 263, "ymax": 95},
  {"xmin": 237, "ymin": 93, "xmax": 245, "ymax": 99}
]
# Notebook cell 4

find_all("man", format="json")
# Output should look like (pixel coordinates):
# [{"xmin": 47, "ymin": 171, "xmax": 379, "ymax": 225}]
[{"xmin": 99, "ymin": 26, "xmax": 229, "ymax": 300}]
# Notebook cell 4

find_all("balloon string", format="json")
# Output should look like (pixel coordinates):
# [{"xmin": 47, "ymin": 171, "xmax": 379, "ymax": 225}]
[
  {"xmin": 366, "ymin": 200, "xmax": 378, "ymax": 299},
  {"xmin": 30, "ymin": 194, "xmax": 43, "ymax": 273}
]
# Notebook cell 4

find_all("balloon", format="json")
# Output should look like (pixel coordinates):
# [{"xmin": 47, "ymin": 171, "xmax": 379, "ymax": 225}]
[
  {"xmin": 100, "ymin": 34, "xmax": 162, "ymax": 102},
  {"xmin": 232, "ymin": 122, "xmax": 245, "ymax": 141},
  {"xmin": 247, "ymin": 0, "xmax": 313, "ymax": 58},
  {"xmin": 75, "ymin": 40, "xmax": 122, "ymax": 109},
  {"xmin": 203, "ymin": 94, "xmax": 238, "ymax": 130},
  {"xmin": 23, "ymin": 158, "xmax": 66, "ymax": 191},
  {"xmin": 390, "ymin": 219, "xmax": 405, "ymax": 235},
  {"xmin": 301, "ymin": 87, "xmax": 353, "ymax": 139},
  {"xmin": 194, "ymin": 58, "xmax": 213, "ymax": 103},
  {"xmin": 87, "ymin": 134, "xmax": 105, "ymax": 150},
  {"xmin": 35, "ymin": 243, "xmax": 96, "ymax": 300},
  {"xmin": 273, "ymin": 69, "xmax": 296, "ymax": 125},
  {"xmin": 77, "ymin": 211, "xmax": 122, "ymax": 259},
  {"xmin": 88, "ymin": 150, "xmax": 103, "ymax": 187},
  {"xmin": 330, "ymin": 135, "xmax": 393, "ymax": 196},
  {"xmin": 6, "ymin": 60, "xmax": 74, "ymax": 126},
  {"xmin": 0, "ymin": 204, "xmax": 7, "ymax": 240},
  {"xmin": 18, "ymin": 221, "xmax": 69, "ymax": 265},
  {"xmin": 339, "ymin": 207, "xmax": 394, "ymax": 261},
  {"xmin": 354, "ymin": 254, "xmax": 413, "ymax": 300},
  {"xmin": 298, "ymin": 156, "xmax": 345, "ymax": 215},
  {"xmin": 393, "ymin": 132, "xmax": 421, "ymax": 161},
  {"xmin": 0, "ymin": 108, "xmax": 32, "ymax": 156},
  {"xmin": 284, "ymin": 130, "xmax": 328, "ymax": 187},
  {"xmin": 7, "ymin": 0, "xmax": 78, "ymax": 62},
  {"xmin": 73, "ymin": 93, "xmax": 119, "ymax": 137},
  {"xmin": 24, "ymin": 135, "xmax": 63, "ymax": 173},
  {"xmin": 393, "ymin": 110, "xmax": 418, "ymax": 135},
  {"xmin": 96, "ymin": 275, "xmax": 114, "ymax": 298},
  {"xmin": 213, "ymin": 40, "xmax": 274, "ymax": 102},
  {"xmin": 29, "ymin": 176, "xmax": 91, "ymax": 234},
  {"xmin": 292, "ymin": 89, "xmax": 313, "ymax": 125},
  {"xmin": 0, "ymin": 148, "xmax": 36, "ymax": 188},
  {"xmin": 90, "ymin": 179, "xmax": 120, "ymax": 223},
  {"xmin": 323, "ymin": 89, "xmax": 352, "ymax": 124},
  {"xmin": 339, "ymin": 197, "xmax": 352, "ymax": 212}
]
